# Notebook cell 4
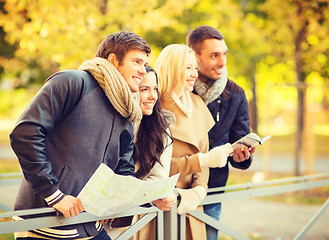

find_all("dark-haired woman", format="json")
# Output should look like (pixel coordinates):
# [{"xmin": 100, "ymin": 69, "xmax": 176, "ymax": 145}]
[
  {"xmin": 134, "ymin": 66, "xmax": 174, "ymax": 183},
  {"xmin": 107, "ymin": 66, "xmax": 176, "ymax": 239}
]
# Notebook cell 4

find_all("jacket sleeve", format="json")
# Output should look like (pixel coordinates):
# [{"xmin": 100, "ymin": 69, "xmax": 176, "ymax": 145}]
[
  {"xmin": 191, "ymin": 167, "xmax": 209, "ymax": 190},
  {"xmin": 10, "ymin": 71, "xmax": 85, "ymax": 202},
  {"xmin": 228, "ymin": 91, "xmax": 252, "ymax": 170},
  {"xmin": 114, "ymin": 128, "xmax": 136, "ymax": 177}
]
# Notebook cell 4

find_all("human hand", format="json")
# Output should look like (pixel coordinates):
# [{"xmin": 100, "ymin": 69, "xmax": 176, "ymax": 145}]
[
  {"xmin": 198, "ymin": 143, "xmax": 233, "ymax": 168},
  {"xmin": 232, "ymin": 146, "xmax": 255, "ymax": 163},
  {"xmin": 53, "ymin": 195, "xmax": 84, "ymax": 218},
  {"xmin": 176, "ymin": 186, "xmax": 206, "ymax": 215},
  {"xmin": 100, "ymin": 219, "xmax": 112, "ymax": 225},
  {"xmin": 152, "ymin": 192, "xmax": 176, "ymax": 211}
]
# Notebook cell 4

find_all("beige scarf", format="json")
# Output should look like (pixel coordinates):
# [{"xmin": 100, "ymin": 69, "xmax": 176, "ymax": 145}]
[
  {"xmin": 79, "ymin": 57, "xmax": 142, "ymax": 123},
  {"xmin": 172, "ymin": 91, "xmax": 193, "ymax": 119}
]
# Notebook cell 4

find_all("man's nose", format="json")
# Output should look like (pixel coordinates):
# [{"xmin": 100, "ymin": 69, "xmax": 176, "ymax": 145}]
[
  {"xmin": 139, "ymin": 66, "xmax": 147, "ymax": 75},
  {"xmin": 217, "ymin": 56, "xmax": 226, "ymax": 66}
]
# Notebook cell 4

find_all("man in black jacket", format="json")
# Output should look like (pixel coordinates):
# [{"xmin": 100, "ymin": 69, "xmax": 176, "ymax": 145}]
[
  {"xmin": 10, "ymin": 31, "xmax": 150, "ymax": 240},
  {"xmin": 187, "ymin": 25, "xmax": 256, "ymax": 240}
]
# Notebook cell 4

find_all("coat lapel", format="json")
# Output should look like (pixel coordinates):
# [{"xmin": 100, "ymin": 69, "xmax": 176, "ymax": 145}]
[{"xmin": 162, "ymin": 93, "xmax": 214, "ymax": 151}]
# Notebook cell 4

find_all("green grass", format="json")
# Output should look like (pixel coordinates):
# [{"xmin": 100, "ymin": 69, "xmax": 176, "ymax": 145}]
[
  {"xmin": 0, "ymin": 130, "xmax": 11, "ymax": 146},
  {"xmin": 227, "ymin": 170, "xmax": 329, "ymax": 206},
  {"xmin": 0, "ymin": 233, "xmax": 14, "ymax": 240},
  {"xmin": 0, "ymin": 159, "xmax": 20, "ymax": 174}
]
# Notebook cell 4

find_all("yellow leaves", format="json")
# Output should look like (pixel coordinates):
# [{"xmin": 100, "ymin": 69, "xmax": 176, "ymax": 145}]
[
  {"xmin": 196, "ymin": 0, "xmax": 214, "ymax": 12},
  {"xmin": 19, "ymin": 39, "xmax": 37, "ymax": 53},
  {"xmin": 317, "ymin": 53, "xmax": 327, "ymax": 66},
  {"xmin": 306, "ymin": 35, "xmax": 319, "ymax": 46},
  {"xmin": 0, "ymin": 0, "xmax": 328, "ymax": 79},
  {"xmin": 305, "ymin": 71, "xmax": 326, "ymax": 103},
  {"xmin": 40, "ymin": 27, "xmax": 48, "ymax": 38},
  {"xmin": 246, "ymin": 13, "xmax": 265, "ymax": 29}
]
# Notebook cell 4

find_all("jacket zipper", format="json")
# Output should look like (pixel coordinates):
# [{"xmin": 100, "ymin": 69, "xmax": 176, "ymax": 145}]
[{"xmin": 216, "ymin": 100, "xmax": 221, "ymax": 122}]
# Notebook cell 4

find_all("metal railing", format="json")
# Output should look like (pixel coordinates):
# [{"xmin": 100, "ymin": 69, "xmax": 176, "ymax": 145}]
[{"xmin": 1, "ymin": 172, "xmax": 329, "ymax": 239}]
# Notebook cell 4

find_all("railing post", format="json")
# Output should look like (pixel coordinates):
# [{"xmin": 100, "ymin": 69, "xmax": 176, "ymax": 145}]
[
  {"xmin": 179, "ymin": 214, "xmax": 186, "ymax": 240},
  {"xmin": 157, "ymin": 210, "xmax": 164, "ymax": 240},
  {"xmin": 164, "ymin": 196, "xmax": 178, "ymax": 240},
  {"xmin": 293, "ymin": 197, "xmax": 329, "ymax": 240}
]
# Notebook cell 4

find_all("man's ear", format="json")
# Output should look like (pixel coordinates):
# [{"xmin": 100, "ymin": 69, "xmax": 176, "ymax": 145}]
[{"xmin": 107, "ymin": 53, "xmax": 119, "ymax": 69}]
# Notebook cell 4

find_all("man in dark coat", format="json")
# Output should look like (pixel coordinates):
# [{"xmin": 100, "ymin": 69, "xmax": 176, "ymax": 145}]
[
  {"xmin": 187, "ymin": 25, "xmax": 256, "ymax": 240},
  {"xmin": 10, "ymin": 31, "xmax": 150, "ymax": 240}
]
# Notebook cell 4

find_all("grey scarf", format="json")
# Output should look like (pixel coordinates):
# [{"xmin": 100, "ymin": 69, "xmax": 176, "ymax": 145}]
[{"xmin": 194, "ymin": 66, "xmax": 228, "ymax": 105}]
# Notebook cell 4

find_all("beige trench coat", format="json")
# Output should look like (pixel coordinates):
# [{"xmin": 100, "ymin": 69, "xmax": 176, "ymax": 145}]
[{"xmin": 134, "ymin": 92, "xmax": 214, "ymax": 240}]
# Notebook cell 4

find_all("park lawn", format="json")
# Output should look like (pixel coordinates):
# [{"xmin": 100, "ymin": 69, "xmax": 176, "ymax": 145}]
[
  {"xmin": 0, "ymin": 159, "xmax": 20, "ymax": 174},
  {"xmin": 227, "ymin": 170, "xmax": 329, "ymax": 206}
]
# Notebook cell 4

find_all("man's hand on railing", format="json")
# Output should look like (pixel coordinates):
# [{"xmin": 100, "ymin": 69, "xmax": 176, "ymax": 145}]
[
  {"xmin": 176, "ymin": 186, "xmax": 206, "ymax": 215},
  {"xmin": 152, "ymin": 192, "xmax": 176, "ymax": 211},
  {"xmin": 53, "ymin": 195, "xmax": 84, "ymax": 218}
]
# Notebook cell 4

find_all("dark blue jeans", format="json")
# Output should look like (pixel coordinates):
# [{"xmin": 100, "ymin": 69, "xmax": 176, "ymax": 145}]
[
  {"xmin": 90, "ymin": 229, "xmax": 112, "ymax": 240},
  {"xmin": 203, "ymin": 202, "xmax": 222, "ymax": 240}
]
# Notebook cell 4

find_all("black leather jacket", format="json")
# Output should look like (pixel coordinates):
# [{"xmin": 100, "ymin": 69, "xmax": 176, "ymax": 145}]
[{"xmin": 10, "ymin": 70, "xmax": 135, "ymax": 238}]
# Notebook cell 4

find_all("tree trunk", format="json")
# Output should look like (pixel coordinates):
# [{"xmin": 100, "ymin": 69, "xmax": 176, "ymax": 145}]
[
  {"xmin": 293, "ymin": 0, "xmax": 308, "ymax": 176},
  {"xmin": 249, "ymin": 73, "xmax": 258, "ymax": 133}
]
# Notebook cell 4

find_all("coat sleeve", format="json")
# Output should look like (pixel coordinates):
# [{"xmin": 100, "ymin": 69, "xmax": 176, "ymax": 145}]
[
  {"xmin": 169, "ymin": 129, "xmax": 209, "ymax": 178},
  {"xmin": 228, "ymin": 91, "xmax": 252, "ymax": 170},
  {"xmin": 191, "ymin": 167, "xmax": 209, "ymax": 190},
  {"xmin": 169, "ymin": 154, "xmax": 202, "ymax": 178},
  {"xmin": 10, "ymin": 71, "xmax": 84, "ymax": 202},
  {"xmin": 114, "ymin": 128, "xmax": 136, "ymax": 177}
]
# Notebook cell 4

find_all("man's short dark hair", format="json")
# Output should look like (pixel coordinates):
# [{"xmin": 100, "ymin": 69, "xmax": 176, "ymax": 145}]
[
  {"xmin": 186, "ymin": 25, "xmax": 225, "ymax": 54},
  {"xmin": 96, "ymin": 31, "xmax": 151, "ymax": 64}
]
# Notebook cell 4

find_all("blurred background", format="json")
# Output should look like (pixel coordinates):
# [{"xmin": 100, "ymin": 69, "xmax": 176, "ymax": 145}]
[
  {"xmin": 0, "ymin": 0, "xmax": 328, "ymax": 239},
  {"xmin": 1, "ymin": 0, "xmax": 328, "ymax": 175}
]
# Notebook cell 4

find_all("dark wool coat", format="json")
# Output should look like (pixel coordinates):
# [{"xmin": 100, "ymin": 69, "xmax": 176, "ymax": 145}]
[
  {"xmin": 196, "ymin": 79, "xmax": 252, "ymax": 190},
  {"xmin": 10, "ymin": 70, "xmax": 135, "ymax": 239}
]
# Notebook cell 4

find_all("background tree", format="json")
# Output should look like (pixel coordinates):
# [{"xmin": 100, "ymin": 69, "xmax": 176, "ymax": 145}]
[
  {"xmin": 260, "ymin": 0, "xmax": 329, "ymax": 175},
  {"xmin": 1, "ymin": 0, "xmax": 329, "ymax": 176}
]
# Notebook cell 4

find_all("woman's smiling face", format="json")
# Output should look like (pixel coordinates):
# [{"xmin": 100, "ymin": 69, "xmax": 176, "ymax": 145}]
[
  {"xmin": 139, "ymin": 71, "xmax": 158, "ymax": 115},
  {"xmin": 184, "ymin": 52, "xmax": 198, "ymax": 92}
]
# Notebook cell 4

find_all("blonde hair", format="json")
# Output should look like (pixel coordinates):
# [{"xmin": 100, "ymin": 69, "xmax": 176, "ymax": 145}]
[{"xmin": 155, "ymin": 44, "xmax": 195, "ymax": 100}]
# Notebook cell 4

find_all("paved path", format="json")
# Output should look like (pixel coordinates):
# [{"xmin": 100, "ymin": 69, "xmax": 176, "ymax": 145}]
[
  {"xmin": 221, "ymin": 198, "xmax": 329, "ymax": 240},
  {"xmin": 0, "ymin": 178, "xmax": 20, "ymax": 211},
  {"xmin": 220, "ymin": 151, "xmax": 329, "ymax": 239},
  {"xmin": 0, "ymin": 145, "xmax": 16, "ymax": 159}
]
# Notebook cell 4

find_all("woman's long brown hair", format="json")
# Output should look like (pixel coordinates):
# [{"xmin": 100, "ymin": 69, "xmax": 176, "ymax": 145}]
[{"xmin": 134, "ymin": 66, "xmax": 171, "ymax": 179}]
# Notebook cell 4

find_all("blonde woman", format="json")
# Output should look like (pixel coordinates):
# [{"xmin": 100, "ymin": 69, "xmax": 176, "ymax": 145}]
[{"xmin": 154, "ymin": 44, "xmax": 232, "ymax": 240}]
